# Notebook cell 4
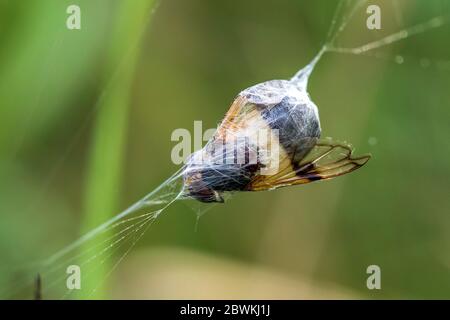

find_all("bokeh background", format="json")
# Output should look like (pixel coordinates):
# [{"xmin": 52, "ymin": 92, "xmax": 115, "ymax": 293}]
[{"xmin": 1, "ymin": 0, "xmax": 450, "ymax": 299}]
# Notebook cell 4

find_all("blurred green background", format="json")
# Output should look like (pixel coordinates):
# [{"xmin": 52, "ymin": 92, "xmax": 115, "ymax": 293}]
[{"xmin": 0, "ymin": 0, "xmax": 449, "ymax": 299}]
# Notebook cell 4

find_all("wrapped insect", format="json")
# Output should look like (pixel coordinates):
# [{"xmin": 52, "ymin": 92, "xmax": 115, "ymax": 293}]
[{"xmin": 183, "ymin": 54, "xmax": 370, "ymax": 203}]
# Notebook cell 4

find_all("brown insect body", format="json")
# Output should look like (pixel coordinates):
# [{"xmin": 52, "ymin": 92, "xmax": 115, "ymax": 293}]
[{"xmin": 183, "ymin": 76, "xmax": 370, "ymax": 203}]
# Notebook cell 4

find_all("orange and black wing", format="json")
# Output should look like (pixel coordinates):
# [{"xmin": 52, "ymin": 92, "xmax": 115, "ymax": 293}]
[
  {"xmin": 215, "ymin": 95, "xmax": 259, "ymax": 140},
  {"xmin": 246, "ymin": 140, "xmax": 371, "ymax": 191}
]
